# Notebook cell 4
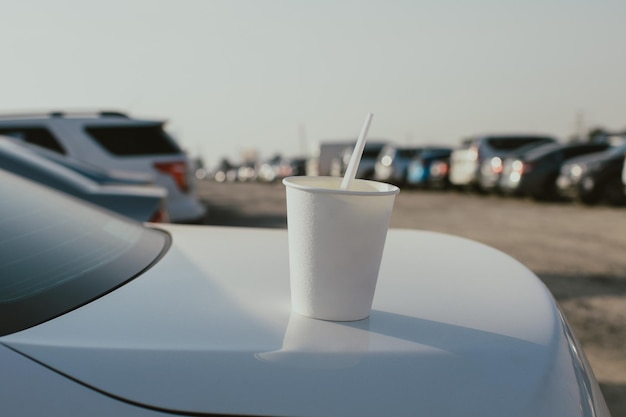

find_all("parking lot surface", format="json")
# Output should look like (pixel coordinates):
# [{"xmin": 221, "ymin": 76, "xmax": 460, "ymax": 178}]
[{"xmin": 197, "ymin": 180, "xmax": 626, "ymax": 416}]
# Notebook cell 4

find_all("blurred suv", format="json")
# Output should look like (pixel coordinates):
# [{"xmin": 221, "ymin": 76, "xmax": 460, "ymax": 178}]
[
  {"xmin": 499, "ymin": 142, "xmax": 610, "ymax": 200},
  {"xmin": 0, "ymin": 111, "xmax": 206, "ymax": 223},
  {"xmin": 330, "ymin": 141, "xmax": 387, "ymax": 180},
  {"xmin": 258, "ymin": 155, "xmax": 307, "ymax": 183},
  {"xmin": 557, "ymin": 144, "xmax": 626, "ymax": 206},
  {"xmin": 0, "ymin": 138, "xmax": 169, "ymax": 222},
  {"xmin": 449, "ymin": 134, "xmax": 558, "ymax": 191},
  {"xmin": 406, "ymin": 147, "xmax": 453, "ymax": 189},
  {"xmin": 374, "ymin": 144, "xmax": 422, "ymax": 185}
]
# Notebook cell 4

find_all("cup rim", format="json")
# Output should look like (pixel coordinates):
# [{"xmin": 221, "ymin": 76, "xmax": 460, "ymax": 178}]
[{"xmin": 283, "ymin": 176, "xmax": 400, "ymax": 196}]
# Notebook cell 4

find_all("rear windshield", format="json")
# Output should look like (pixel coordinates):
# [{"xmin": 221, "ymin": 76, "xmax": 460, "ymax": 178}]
[
  {"xmin": 0, "ymin": 171, "xmax": 169, "ymax": 336},
  {"xmin": 522, "ymin": 143, "xmax": 562, "ymax": 160},
  {"xmin": 397, "ymin": 149, "xmax": 420, "ymax": 159},
  {"xmin": 525, "ymin": 143, "xmax": 610, "ymax": 161},
  {"xmin": 85, "ymin": 124, "xmax": 182, "ymax": 156},
  {"xmin": 0, "ymin": 127, "xmax": 66, "ymax": 154},
  {"xmin": 421, "ymin": 148, "xmax": 452, "ymax": 158},
  {"xmin": 486, "ymin": 137, "xmax": 554, "ymax": 151},
  {"xmin": 363, "ymin": 148, "xmax": 384, "ymax": 158}
]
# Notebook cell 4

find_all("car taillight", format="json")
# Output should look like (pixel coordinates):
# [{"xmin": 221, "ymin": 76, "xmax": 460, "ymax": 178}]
[
  {"xmin": 430, "ymin": 161, "xmax": 449, "ymax": 176},
  {"xmin": 524, "ymin": 162, "xmax": 535, "ymax": 173},
  {"xmin": 511, "ymin": 160, "xmax": 533, "ymax": 174},
  {"xmin": 149, "ymin": 202, "xmax": 170, "ymax": 223},
  {"xmin": 489, "ymin": 157, "xmax": 503, "ymax": 174},
  {"xmin": 154, "ymin": 161, "xmax": 189, "ymax": 192}
]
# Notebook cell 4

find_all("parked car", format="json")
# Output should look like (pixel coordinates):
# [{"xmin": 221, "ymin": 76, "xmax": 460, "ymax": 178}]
[
  {"xmin": 307, "ymin": 140, "xmax": 354, "ymax": 176},
  {"xmin": 0, "ymin": 110, "xmax": 206, "ymax": 223},
  {"xmin": 0, "ymin": 138, "xmax": 169, "ymax": 222},
  {"xmin": 330, "ymin": 141, "xmax": 388, "ymax": 179},
  {"xmin": 557, "ymin": 144, "xmax": 626, "ymax": 206},
  {"xmin": 0, "ymin": 171, "xmax": 611, "ymax": 416},
  {"xmin": 499, "ymin": 142, "xmax": 611, "ymax": 200},
  {"xmin": 257, "ymin": 155, "xmax": 307, "ymax": 183},
  {"xmin": 406, "ymin": 147, "xmax": 453, "ymax": 188},
  {"xmin": 449, "ymin": 134, "xmax": 558, "ymax": 191},
  {"xmin": 478, "ymin": 140, "xmax": 562, "ymax": 194},
  {"xmin": 237, "ymin": 161, "xmax": 258, "ymax": 182},
  {"xmin": 212, "ymin": 158, "xmax": 239, "ymax": 183},
  {"xmin": 14, "ymin": 139, "xmax": 156, "ymax": 186},
  {"xmin": 374, "ymin": 144, "xmax": 423, "ymax": 185},
  {"xmin": 192, "ymin": 156, "xmax": 209, "ymax": 181},
  {"xmin": 427, "ymin": 158, "xmax": 452, "ymax": 189}
]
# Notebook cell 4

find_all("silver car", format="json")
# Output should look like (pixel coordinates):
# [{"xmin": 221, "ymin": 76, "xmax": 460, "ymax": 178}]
[
  {"xmin": 0, "ymin": 138, "xmax": 169, "ymax": 222},
  {"xmin": 0, "ymin": 110, "xmax": 205, "ymax": 223}
]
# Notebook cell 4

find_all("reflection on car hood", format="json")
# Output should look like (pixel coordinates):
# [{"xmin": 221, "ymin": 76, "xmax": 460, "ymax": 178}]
[{"xmin": 1, "ymin": 226, "xmax": 599, "ymax": 417}]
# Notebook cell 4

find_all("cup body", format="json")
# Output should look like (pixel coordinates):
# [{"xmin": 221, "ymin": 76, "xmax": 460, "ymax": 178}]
[{"xmin": 283, "ymin": 176, "xmax": 399, "ymax": 321}]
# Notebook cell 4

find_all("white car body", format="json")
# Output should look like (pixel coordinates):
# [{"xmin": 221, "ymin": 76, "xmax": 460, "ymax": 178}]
[
  {"xmin": 0, "ymin": 111, "xmax": 206, "ymax": 223},
  {"xmin": 1, "ymin": 217, "xmax": 610, "ymax": 416},
  {"xmin": 449, "ymin": 145, "xmax": 480, "ymax": 186}
]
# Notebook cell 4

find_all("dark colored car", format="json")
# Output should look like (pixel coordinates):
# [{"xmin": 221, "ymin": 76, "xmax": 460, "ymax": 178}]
[
  {"xmin": 475, "ymin": 137, "xmax": 559, "ymax": 193},
  {"xmin": 406, "ymin": 147, "xmax": 453, "ymax": 189},
  {"xmin": 499, "ymin": 142, "xmax": 611, "ymax": 200},
  {"xmin": 450, "ymin": 134, "xmax": 558, "ymax": 192},
  {"xmin": 557, "ymin": 144, "xmax": 626, "ymax": 205}
]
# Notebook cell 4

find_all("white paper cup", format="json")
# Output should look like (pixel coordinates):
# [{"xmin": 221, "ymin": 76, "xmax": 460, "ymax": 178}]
[{"xmin": 283, "ymin": 176, "xmax": 399, "ymax": 321}]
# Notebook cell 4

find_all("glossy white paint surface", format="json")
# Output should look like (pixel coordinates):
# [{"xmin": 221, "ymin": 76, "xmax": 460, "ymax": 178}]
[{"xmin": 2, "ymin": 227, "xmax": 609, "ymax": 417}]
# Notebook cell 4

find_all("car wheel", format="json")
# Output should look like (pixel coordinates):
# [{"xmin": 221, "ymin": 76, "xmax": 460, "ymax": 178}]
[
  {"xmin": 532, "ymin": 174, "xmax": 559, "ymax": 202},
  {"xmin": 578, "ymin": 189, "xmax": 601, "ymax": 205},
  {"xmin": 604, "ymin": 177, "xmax": 626, "ymax": 206}
]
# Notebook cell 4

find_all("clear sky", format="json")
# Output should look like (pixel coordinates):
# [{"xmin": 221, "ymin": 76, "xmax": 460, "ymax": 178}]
[{"xmin": 2, "ymin": 0, "xmax": 626, "ymax": 167}]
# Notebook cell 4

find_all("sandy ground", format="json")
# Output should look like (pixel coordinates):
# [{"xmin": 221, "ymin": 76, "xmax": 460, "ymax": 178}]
[{"xmin": 196, "ymin": 180, "xmax": 626, "ymax": 416}]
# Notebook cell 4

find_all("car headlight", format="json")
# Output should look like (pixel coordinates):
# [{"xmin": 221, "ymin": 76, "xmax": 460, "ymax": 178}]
[
  {"xmin": 582, "ymin": 177, "xmax": 595, "ymax": 191},
  {"xmin": 380, "ymin": 155, "xmax": 393, "ymax": 167},
  {"xmin": 569, "ymin": 164, "xmax": 585, "ymax": 179}
]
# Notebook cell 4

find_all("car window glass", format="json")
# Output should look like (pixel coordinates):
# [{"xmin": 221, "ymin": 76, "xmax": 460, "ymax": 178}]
[
  {"xmin": 523, "ymin": 143, "xmax": 561, "ymax": 160},
  {"xmin": 0, "ymin": 171, "xmax": 169, "ymax": 335},
  {"xmin": 377, "ymin": 146, "xmax": 394, "ymax": 160},
  {"xmin": 363, "ymin": 147, "xmax": 384, "ymax": 158},
  {"xmin": 397, "ymin": 149, "xmax": 420, "ymax": 159},
  {"xmin": 85, "ymin": 125, "xmax": 182, "ymax": 156},
  {"xmin": 459, "ymin": 139, "xmax": 473, "ymax": 149},
  {"xmin": 603, "ymin": 144, "xmax": 626, "ymax": 157},
  {"xmin": 0, "ymin": 128, "xmax": 66, "ymax": 154},
  {"xmin": 563, "ymin": 144, "xmax": 609, "ymax": 159},
  {"xmin": 486, "ymin": 137, "xmax": 554, "ymax": 151}
]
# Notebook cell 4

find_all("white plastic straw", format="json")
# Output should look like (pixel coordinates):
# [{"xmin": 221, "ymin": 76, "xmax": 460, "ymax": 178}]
[{"xmin": 341, "ymin": 112, "xmax": 373, "ymax": 190}]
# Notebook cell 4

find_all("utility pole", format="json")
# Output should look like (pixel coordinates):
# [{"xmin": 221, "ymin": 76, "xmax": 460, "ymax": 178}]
[
  {"xmin": 574, "ymin": 110, "xmax": 585, "ymax": 141},
  {"xmin": 298, "ymin": 122, "xmax": 308, "ymax": 155}
]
